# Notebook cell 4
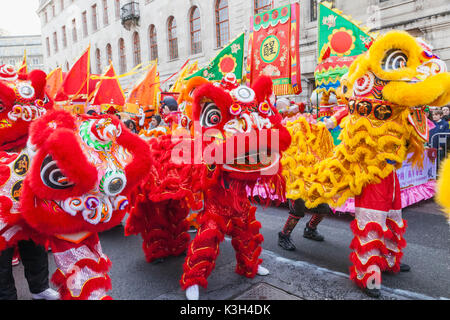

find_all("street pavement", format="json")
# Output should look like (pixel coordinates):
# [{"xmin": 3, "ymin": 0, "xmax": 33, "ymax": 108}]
[{"xmin": 12, "ymin": 198, "xmax": 449, "ymax": 300}]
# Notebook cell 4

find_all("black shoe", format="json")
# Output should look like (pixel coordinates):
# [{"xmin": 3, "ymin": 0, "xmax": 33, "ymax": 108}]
[
  {"xmin": 152, "ymin": 258, "xmax": 165, "ymax": 264},
  {"xmin": 363, "ymin": 287, "xmax": 381, "ymax": 298},
  {"xmin": 400, "ymin": 263, "xmax": 411, "ymax": 272},
  {"xmin": 303, "ymin": 226, "xmax": 324, "ymax": 241},
  {"xmin": 278, "ymin": 232, "xmax": 296, "ymax": 251}
]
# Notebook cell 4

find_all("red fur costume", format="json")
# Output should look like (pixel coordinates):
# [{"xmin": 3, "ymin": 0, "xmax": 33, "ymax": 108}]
[
  {"xmin": 126, "ymin": 75, "xmax": 291, "ymax": 297},
  {"xmin": 0, "ymin": 65, "xmax": 53, "ymax": 248},
  {"xmin": 1, "ymin": 102, "xmax": 151, "ymax": 299}
]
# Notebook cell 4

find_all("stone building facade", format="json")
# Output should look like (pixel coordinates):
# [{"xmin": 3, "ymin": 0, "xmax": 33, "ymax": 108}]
[
  {"xmin": 0, "ymin": 34, "xmax": 44, "ymax": 71},
  {"xmin": 38, "ymin": 0, "xmax": 450, "ymax": 100}
]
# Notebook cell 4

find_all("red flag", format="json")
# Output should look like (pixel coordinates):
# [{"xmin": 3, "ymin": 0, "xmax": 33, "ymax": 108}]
[
  {"xmin": 58, "ymin": 46, "xmax": 90, "ymax": 100},
  {"xmin": 92, "ymin": 63, "xmax": 125, "ymax": 106}
]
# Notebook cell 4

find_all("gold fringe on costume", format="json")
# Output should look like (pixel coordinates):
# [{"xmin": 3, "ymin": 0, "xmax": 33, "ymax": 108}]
[{"xmin": 281, "ymin": 107, "xmax": 424, "ymax": 209}]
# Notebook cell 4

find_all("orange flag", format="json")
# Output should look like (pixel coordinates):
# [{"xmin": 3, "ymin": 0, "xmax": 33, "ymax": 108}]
[
  {"xmin": 59, "ymin": 46, "xmax": 90, "ymax": 99},
  {"xmin": 91, "ymin": 63, "xmax": 125, "ymax": 106},
  {"xmin": 126, "ymin": 62, "xmax": 159, "ymax": 107},
  {"xmin": 45, "ymin": 67, "xmax": 63, "ymax": 100}
]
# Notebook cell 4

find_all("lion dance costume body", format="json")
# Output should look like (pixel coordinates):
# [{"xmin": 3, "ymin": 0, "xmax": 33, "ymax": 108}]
[
  {"xmin": 126, "ymin": 74, "xmax": 291, "ymax": 299},
  {"xmin": 0, "ymin": 67, "xmax": 151, "ymax": 299},
  {"xmin": 282, "ymin": 31, "xmax": 450, "ymax": 295}
]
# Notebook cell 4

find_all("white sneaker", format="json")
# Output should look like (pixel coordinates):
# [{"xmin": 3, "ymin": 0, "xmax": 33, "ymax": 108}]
[
  {"xmin": 31, "ymin": 288, "xmax": 60, "ymax": 300},
  {"xmin": 257, "ymin": 265, "xmax": 270, "ymax": 276},
  {"xmin": 185, "ymin": 285, "xmax": 199, "ymax": 300}
]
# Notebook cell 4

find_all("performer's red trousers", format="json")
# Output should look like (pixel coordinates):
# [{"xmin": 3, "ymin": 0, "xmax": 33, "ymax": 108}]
[{"xmin": 349, "ymin": 170, "xmax": 407, "ymax": 288}]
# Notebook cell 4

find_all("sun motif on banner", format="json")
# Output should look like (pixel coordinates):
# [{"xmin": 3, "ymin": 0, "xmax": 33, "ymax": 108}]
[
  {"xmin": 218, "ymin": 54, "xmax": 237, "ymax": 75},
  {"xmin": 328, "ymin": 27, "xmax": 356, "ymax": 56}
]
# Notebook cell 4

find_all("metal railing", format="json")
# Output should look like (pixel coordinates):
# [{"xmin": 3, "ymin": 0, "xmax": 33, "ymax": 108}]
[
  {"xmin": 121, "ymin": 2, "xmax": 140, "ymax": 24},
  {"xmin": 428, "ymin": 132, "xmax": 450, "ymax": 175}
]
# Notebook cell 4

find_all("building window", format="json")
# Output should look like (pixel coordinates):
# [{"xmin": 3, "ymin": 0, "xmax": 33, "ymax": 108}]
[
  {"xmin": 44, "ymin": 11, "xmax": 48, "ymax": 24},
  {"xmin": 167, "ymin": 16, "xmax": 178, "ymax": 60},
  {"xmin": 95, "ymin": 48, "xmax": 102, "ymax": 74},
  {"xmin": 115, "ymin": 0, "xmax": 121, "ymax": 20},
  {"xmin": 133, "ymin": 32, "xmax": 141, "ymax": 66},
  {"xmin": 119, "ymin": 38, "xmax": 127, "ymax": 73},
  {"xmin": 310, "ymin": 0, "xmax": 318, "ymax": 21},
  {"xmin": 62, "ymin": 25, "xmax": 67, "ymax": 48},
  {"xmin": 46, "ymin": 37, "xmax": 51, "ymax": 57},
  {"xmin": 53, "ymin": 32, "xmax": 58, "ymax": 53},
  {"xmin": 92, "ymin": 4, "xmax": 98, "ymax": 32},
  {"xmin": 215, "ymin": 0, "xmax": 229, "ymax": 48},
  {"xmin": 72, "ymin": 18, "xmax": 78, "ymax": 42},
  {"xmin": 103, "ymin": 0, "xmax": 109, "ymax": 26},
  {"xmin": 189, "ymin": 6, "xmax": 202, "ymax": 55},
  {"xmin": 82, "ymin": 11, "xmax": 88, "ymax": 37},
  {"xmin": 106, "ymin": 43, "xmax": 112, "ymax": 65},
  {"xmin": 254, "ymin": 0, "xmax": 272, "ymax": 15},
  {"xmin": 52, "ymin": 4, "xmax": 56, "ymax": 17},
  {"xmin": 149, "ymin": 24, "xmax": 158, "ymax": 60},
  {"xmin": 60, "ymin": 0, "xmax": 64, "ymax": 11}
]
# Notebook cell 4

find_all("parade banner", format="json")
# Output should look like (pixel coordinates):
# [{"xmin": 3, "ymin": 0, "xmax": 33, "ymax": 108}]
[
  {"xmin": 247, "ymin": 3, "xmax": 301, "ymax": 96},
  {"xmin": 317, "ymin": 1, "xmax": 374, "ymax": 62},
  {"xmin": 315, "ymin": 1, "xmax": 375, "ymax": 96},
  {"xmin": 186, "ymin": 33, "xmax": 245, "ymax": 82}
]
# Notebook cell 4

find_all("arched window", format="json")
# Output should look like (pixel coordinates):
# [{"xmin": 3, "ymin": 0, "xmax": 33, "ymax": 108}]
[
  {"xmin": 106, "ymin": 43, "xmax": 112, "ymax": 65},
  {"xmin": 132, "ymin": 31, "xmax": 141, "ymax": 66},
  {"xmin": 118, "ymin": 38, "xmax": 127, "ymax": 74},
  {"xmin": 95, "ymin": 48, "xmax": 101, "ymax": 74},
  {"xmin": 167, "ymin": 16, "xmax": 178, "ymax": 60},
  {"xmin": 189, "ymin": 6, "xmax": 202, "ymax": 54},
  {"xmin": 215, "ymin": 0, "xmax": 229, "ymax": 48},
  {"xmin": 149, "ymin": 24, "xmax": 158, "ymax": 61},
  {"xmin": 65, "ymin": 61, "xmax": 70, "ymax": 72},
  {"xmin": 254, "ymin": 0, "xmax": 272, "ymax": 14}
]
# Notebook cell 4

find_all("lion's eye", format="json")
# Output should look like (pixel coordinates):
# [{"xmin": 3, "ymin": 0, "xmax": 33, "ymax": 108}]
[
  {"xmin": 40, "ymin": 155, "xmax": 74, "ymax": 189},
  {"xmin": 201, "ymin": 102, "xmax": 222, "ymax": 127},
  {"xmin": 0, "ymin": 100, "xmax": 4, "ymax": 112},
  {"xmin": 17, "ymin": 83, "xmax": 35, "ymax": 100},
  {"xmin": 382, "ymin": 49, "xmax": 408, "ymax": 71}
]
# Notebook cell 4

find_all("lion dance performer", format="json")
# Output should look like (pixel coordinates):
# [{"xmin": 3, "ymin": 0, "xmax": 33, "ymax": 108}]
[
  {"xmin": 0, "ymin": 65, "xmax": 59, "ymax": 300},
  {"xmin": 282, "ymin": 31, "xmax": 450, "ymax": 297},
  {"xmin": 1, "ymin": 95, "xmax": 151, "ymax": 299},
  {"xmin": 126, "ymin": 74, "xmax": 291, "ymax": 300}
]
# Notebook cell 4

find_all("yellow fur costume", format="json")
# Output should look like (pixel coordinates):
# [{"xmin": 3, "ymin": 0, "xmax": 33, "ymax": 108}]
[{"xmin": 282, "ymin": 31, "xmax": 450, "ymax": 209}]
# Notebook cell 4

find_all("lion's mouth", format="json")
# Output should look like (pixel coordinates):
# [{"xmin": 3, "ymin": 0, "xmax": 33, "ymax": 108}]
[{"xmin": 223, "ymin": 150, "xmax": 280, "ymax": 174}]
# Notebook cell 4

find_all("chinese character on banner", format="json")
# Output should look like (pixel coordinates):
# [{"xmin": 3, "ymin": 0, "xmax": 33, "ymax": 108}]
[{"xmin": 247, "ymin": 3, "xmax": 301, "ymax": 96}]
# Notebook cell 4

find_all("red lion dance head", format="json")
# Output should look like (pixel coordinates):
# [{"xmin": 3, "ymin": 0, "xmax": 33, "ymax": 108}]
[
  {"xmin": 188, "ymin": 74, "xmax": 291, "ymax": 182},
  {"xmin": 0, "ymin": 64, "xmax": 53, "ymax": 151},
  {"xmin": 1, "ymin": 108, "xmax": 150, "ymax": 300}
]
